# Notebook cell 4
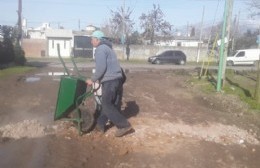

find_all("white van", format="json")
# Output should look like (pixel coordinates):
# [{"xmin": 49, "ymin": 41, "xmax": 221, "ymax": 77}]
[{"xmin": 226, "ymin": 49, "xmax": 260, "ymax": 66}]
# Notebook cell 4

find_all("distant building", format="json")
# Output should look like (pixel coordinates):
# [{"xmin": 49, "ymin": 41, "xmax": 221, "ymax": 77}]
[
  {"xmin": 45, "ymin": 29, "xmax": 73, "ymax": 57},
  {"xmin": 86, "ymin": 25, "xmax": 97, "ymax": 32},
  {"xmin": 26, "ymin": 23, "xmax": 51, "ymax": 39},
  {"xmin": 23, "ymin": 23, "xmax": 85, "ymax": 57},
  {"xmin": 22, "ymin": 23, "xmax": 98, "ymax": 57}
]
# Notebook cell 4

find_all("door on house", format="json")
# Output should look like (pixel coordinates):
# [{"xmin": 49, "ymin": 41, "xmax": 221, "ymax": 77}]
[
  {"xmin": 73, "ymin": 36, "xmax": 93, "ymax": 58},
  {"xmin": 48, "ymin": 39, "xmax": 71, "ymax": 57}
]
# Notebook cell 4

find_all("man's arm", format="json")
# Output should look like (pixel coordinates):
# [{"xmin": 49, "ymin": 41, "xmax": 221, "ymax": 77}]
[{"xmin": 91, "ymin": 46, "xmax": 107, "ymax": 82}]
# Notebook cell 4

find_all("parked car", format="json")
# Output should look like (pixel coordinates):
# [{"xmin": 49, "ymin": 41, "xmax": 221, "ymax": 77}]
[
  {"xmin": 148, "ymin": 50, "xmax": 187, "ymax": 65},
  {"xmin": 226, "ymin": 49, "xmax": 260, "ymax": 66}
]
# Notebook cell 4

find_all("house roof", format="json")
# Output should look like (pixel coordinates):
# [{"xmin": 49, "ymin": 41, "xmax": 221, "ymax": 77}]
[
  {"xmin": 46, "ymin": 29, "xmax": 73, "ymax": 38},
  {"xmin": 174, "ymin": 36, "xmax": 200, "ymax": 40},
  {"xmin": 73, "ymin": 30, "xmax": 92, "ymax": 36}
]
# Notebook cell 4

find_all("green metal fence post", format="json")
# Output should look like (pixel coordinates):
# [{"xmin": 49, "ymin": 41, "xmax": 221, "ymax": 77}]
[{"xmin": 217, "ymin": 0, "xmax": 228, "ymax": 92}]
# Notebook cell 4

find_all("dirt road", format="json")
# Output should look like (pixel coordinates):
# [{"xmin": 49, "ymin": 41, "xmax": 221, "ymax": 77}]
[{"xmin": 0, "ymin": 65, "xmax": 260, "ymax": 168}]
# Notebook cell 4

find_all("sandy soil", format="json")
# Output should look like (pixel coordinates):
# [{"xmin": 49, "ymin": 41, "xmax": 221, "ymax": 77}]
[{"xmin": 0, "ymin": 65, "xmax": 260, "ymax": 168}]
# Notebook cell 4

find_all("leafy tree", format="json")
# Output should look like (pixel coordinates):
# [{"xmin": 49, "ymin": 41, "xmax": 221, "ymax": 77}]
[
  {"xmin": 139, "ymin": 4, "xmax": 172, "ymax": 45},
  {"xmin": 233, "ymin": 0, "xmax": 259, "ymax": 52},
  {"xmin": 128, "ymin": 31, "xmax": 142, "ymax": 45},
  {"xmin": 14, "ymin": 43, "xmax": 26, "ymax": 65},
  {"xmin": 0, "ymin": 25, "xmax": 26, "ymax": 66},
  {"xmin": 235, "ymin": 29, "xmax": 258, "ymax": 50},
  {"xmin": 0, "ymin": 26, "xmax": 14, "ymax": 64}
]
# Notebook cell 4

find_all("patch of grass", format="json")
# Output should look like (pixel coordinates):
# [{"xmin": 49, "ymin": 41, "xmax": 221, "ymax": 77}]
[
  {"xmin": 187, "ymin": 61, "xmax": 218, "ymax": 66},
  {"xmin": 223, "ymin": 72, "xmax": 259, "ymax": 110},
  {"xmin": 190, "ymin": 76, "xmax": 216, "ymax": 93},
  {"xmin": 0, "ymin": 66, "xmax": 35, "ymax": 78},
  {"xmin": 193, "ymin": 69, "xmax": 260, "ymax": 110},
  {"xmin": 223, "ymin": 84, "xmax": 259, "ymax": 109}
]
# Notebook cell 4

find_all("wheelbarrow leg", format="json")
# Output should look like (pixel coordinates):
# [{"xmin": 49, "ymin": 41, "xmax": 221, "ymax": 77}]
[{"xmin": 76, "ymin": 108, "xmax": 83, "ymax": 135}]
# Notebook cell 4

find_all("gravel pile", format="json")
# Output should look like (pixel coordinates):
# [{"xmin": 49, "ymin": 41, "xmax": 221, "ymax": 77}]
[
  {"xmin": 1, "ymin": 118, "xmax": 259, "ymax": 146},
  {"xmin": 0, "ymin": 120, "xmax": 63, "ymax": 139},
  {"xmin": 161, "ymin": 122, "xmax": 259, "ymax": 145},
  {"xmin": 132, "ymin": 118, "xmax": 259, "ymax": 145}
]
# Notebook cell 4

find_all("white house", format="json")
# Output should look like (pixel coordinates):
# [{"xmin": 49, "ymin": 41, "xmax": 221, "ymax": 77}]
[
  {"xmin": 45, "ymin": 29, "xmax": 73, "ymax": 57},
  {"xmin": 26, "ymin": 23, "xmax": 51, "ymax": 39}
]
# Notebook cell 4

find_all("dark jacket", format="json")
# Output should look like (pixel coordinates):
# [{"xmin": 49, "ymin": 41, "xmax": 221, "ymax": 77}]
[{"xmin": 91, "ymin": 39, "xmax": 122, "ymax": 83}]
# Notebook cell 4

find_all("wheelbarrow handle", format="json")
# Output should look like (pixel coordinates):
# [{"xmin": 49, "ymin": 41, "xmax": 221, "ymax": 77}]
[
  {"xmin": 57, "ymin": 44, "xmax": 70, "ymax": 76},
  {"xmin": 92, "ymin": 82, "xmax": 101, "ymax": 93}
]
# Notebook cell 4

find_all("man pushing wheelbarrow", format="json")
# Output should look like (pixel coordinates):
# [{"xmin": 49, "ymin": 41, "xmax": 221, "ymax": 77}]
[
  {"xmin": 86, "ymin": 30, "xmax": 133, "ymax": 137},
  {"xmin": 54, "ymin": 30, "xmax": 133, "ymax": 137}
]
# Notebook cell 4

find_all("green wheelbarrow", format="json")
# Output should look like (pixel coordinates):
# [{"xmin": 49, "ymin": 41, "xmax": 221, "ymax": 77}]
[{"xmin": 54, "ymin": 44, "xmax": 96, "ymax": 134}]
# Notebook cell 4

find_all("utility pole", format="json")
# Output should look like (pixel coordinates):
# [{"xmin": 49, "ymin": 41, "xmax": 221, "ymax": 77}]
[
  {"xmin": 187, "ymin": 22, "xmax": 189, "ymax": 37},
  {"xmin": 197, "ymin": 6, "xmax": 205, "ymax": 63},
  {"xmin": 217, "ymin": 0, "xmax": 228, "ymax": 92},
  {"xmin": 78, "ymin": 19, "xmax": 81, "ymax": 31},
  {"xmin": 122, "ymin": 0, "xmax": 126, "ymax": 59},
  {"xmin": 17, "ymin": 0, "xmax": 22, "ymax": 46},
  {"xmin": 231, "ymin": 11, "xmax": 240, "ymax": 52},
  {"xmin": 221, "ymin": 0, "xmax": 234, "ymax": 87}
]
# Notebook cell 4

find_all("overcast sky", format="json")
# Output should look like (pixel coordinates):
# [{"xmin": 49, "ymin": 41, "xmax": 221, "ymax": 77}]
[{"xmin": 0, "ymin": 0, "xmax": 258, "ymax": 30}]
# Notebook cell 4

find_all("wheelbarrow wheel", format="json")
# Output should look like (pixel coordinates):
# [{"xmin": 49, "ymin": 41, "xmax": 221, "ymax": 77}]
[{"xmin": 72, "ymin": 105, "xmax": 95, "ymax": 133}]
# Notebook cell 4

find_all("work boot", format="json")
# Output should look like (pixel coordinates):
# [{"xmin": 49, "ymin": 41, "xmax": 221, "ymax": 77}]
[
  {"xmin": 94, "ymin": 124, "xmax": 105, "ymax": 133},
  {"xmin": 115, "ymin": 126, "xmax": 134, "ymax": 137}
]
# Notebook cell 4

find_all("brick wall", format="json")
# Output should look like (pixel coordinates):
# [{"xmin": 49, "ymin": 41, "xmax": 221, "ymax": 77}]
[
  {"xmin": 113, "ymin": 44, "xmax": 215, "ymax": 62},
  {"xmin": 22, "ymin": 40, "xmax": 216, "ymax": 62},
  {"xmin": 22, "ymin": 39, "xmax": 47, "ymax": 57}
]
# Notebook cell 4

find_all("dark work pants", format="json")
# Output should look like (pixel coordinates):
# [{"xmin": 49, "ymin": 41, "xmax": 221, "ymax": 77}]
[{"xmin": 97, "ymin": 78, "xmax": 130, "ymax": 129}]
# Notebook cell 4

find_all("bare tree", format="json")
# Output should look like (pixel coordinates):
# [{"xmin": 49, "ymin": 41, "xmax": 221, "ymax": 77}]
[
  {"xmin": 139, "ymin": 4, "xmax": 172, "ymax": 45},
  {"xmin": 247, "ymin": 0, "xmax": 260, "ymax": 18},
  {"xmin": 101, "ymin": 20, "xmax": 114, "ymax": 38},
  {"xmin": 104, "ymin": 6, "xmax": 134, "ymax": 43}
]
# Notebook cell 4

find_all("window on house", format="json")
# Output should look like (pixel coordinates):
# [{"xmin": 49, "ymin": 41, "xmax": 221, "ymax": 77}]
[
  {"xmin": 177, "ymin": 42, "xmax": 182, "ymax": 47},
  {"xmin": 52, "ymin": 40, "xmax": 54, "ymax": 49},
  {"xmin": 64, "ymin": 40, "xmax": 66, "ymax": 49}
]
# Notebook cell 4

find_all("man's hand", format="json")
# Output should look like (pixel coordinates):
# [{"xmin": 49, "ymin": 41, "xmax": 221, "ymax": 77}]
[{"xmin": 86, "ymin": 79, "xmax": 93, "ymax": 86}]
